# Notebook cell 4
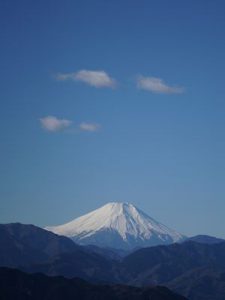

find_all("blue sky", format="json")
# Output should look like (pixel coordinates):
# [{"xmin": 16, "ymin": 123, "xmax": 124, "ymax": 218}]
[{"xmin": 1, "ymin": 0, "xmax": 225, "ymax": 238}]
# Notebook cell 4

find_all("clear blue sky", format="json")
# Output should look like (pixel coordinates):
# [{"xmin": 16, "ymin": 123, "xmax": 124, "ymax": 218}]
[{"xmin": 1, "ymin": 0, "xmax": 225, "ymax": 238}]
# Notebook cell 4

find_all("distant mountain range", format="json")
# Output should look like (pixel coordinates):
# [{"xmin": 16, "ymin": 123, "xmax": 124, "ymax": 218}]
[
  {"xmin": 1, "ymin": 222, "xmax": 225, "ymax": 299},
  {"xmin": 46, "ymin": 202, "xmax": 185, "ymax": 250},
  {"xmin": 186, "ymin": 235, "xmax": 225, "ymax": 244}
]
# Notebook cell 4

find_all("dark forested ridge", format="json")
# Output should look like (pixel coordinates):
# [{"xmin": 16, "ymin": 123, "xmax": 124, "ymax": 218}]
[{"xmin": 0, "ymin": 268, "xmax": 187, "ymax": 300}]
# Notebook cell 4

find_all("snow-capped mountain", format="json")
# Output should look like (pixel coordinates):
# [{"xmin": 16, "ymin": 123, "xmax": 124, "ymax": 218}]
[{"xmin": 46, "ymin": 202, "xmax": 185, "ymax": 250}]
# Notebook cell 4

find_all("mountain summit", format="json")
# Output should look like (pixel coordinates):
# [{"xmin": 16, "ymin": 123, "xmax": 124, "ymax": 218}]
[{"xmin": 46, "ymin": 202, "xmax": 185, "ymax": 250}]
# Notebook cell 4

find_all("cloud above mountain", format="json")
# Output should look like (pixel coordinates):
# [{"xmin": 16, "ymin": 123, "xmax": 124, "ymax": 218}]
[
  {"xmin": 56, "ymin": 70, "xmax": 116, "ymax": 88},
  {"xmin": 40, "ymin": 116, "xmax": 72, "ymax": 132},
  {"xmin": 79, "ymin": 122, "xmax": 100, "ymax": 132},
  {"xmin": 55, "ymin": 70, "xmax": 184, "ymax": 94},
  {"xmin": 40, "ymin": 116, "xmax": 101, "ymax": 133},
  {"xmin": 137, "ymin": 75, "xmax": 184, "ymax": 94}
]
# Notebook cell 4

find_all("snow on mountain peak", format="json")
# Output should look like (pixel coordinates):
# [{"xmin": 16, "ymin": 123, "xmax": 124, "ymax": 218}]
[{"xmin": 46, "ymin": 202, "xmax": 185, "ymax": 250}]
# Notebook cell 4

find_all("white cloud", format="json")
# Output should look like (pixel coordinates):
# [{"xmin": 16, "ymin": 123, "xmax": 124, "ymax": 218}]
[
  {"xmin": 137, "ymin": 75, "xmax": 184, "ymax": 94},
  {"xmin": 56, "ymin": 70, "xmax": 116, "ymax": 88},
  {"xmin": 79, "ymin": 122, "xmax": 100, "ymax": 132},
  {"xmin": 40, "ymin": 116, "xmax": 72, "ymax": 132}
]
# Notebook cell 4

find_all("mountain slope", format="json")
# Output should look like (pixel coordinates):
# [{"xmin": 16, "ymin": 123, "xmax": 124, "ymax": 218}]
[
  {"xmin": 122, "ymin": 241, "xmax": 225, "ymax": 284},
  {"xmin": 46, "ymin": 202, "xmax": 185, "ymax": 250},
  {"xmin": 0, "ymin": 223, "xmax": 120, "ymax": 283},
  {"xmin": 167, "ymin": 267, "xmax": 225, "ymax": 300},
  {"xmin": 0, "ymin": 223, "xmax": 77, "ymax": 267},
  {"xmin": 122, "ymin": 241, "xmax": 225, "ymax": 299},
  {"xmin": 0, "ymin": 267, "xmax": 188, "ymax": 300}
]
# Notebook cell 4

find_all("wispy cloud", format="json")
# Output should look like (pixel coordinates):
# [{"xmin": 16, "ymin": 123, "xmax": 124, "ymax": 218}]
[
  {"xmin": 40, "ymin": 116, "xmax": 72, "ymax": 132},
  {"xmin": 56, "ymin": 70, "xmax": 116, "ymax": 88},
  {"xmin": 79, "ymin": 122, "xmax": 100, "ymax": 132},
  {"xmin": 40, "ymin": 116, "xmax": 101, "ymax": 133},
  {"xmin": 137, "ymin": 75, "xmax": 184, "ymax": 94}
]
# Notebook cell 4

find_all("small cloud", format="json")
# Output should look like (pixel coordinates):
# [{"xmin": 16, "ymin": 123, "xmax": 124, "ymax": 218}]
[
  {"xmin": 79, "ymin": 122, "xmax": 100, "ymax": 132},
  {"xmin": 56, "ymin": 70, "xmax": 116, "ymax": 88},
  {"xmin": 40, "ymin": 116, "xmax": 72, "ymax": 132},
  {"xmin": 137, "ymin": 75, "xmax": 184, "ymax": 94}
]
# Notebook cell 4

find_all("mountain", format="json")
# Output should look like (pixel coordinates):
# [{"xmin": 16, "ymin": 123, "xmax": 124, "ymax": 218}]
[
  {"xmin": 168, "ymin": 267, "xmax": 225, "ymax": 300},
  {"xmin": 0, "ymin": 223, "xmax": 77, "ymax": 268},
  {"xmin": 0, "ymin": 223, "xmax": 119, "ymax": 283},
  {"xmin": 46, "ymin": 202, "xmax": 185, "ymax": 250},
  {"xmin": 0, "ymin": 267, "xmax": 188, "ymax": 300},
  {"xmin": 27, "ymin": 249, "xmax": 120, "ymax": 283},
  {"xmin": 83, "ymin": 244, "xmax": 127, "ymax": 260},
  {"xmin": 122, "ymin": 241, "xmax": 225, "ymax": 299},
  {"xmin": 1, "ymin": 223, "xmax": 225, "ymax": 299},
  {"xmin": 187, "ymin": 235, "xmax": 225, "ymax": 244}
]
